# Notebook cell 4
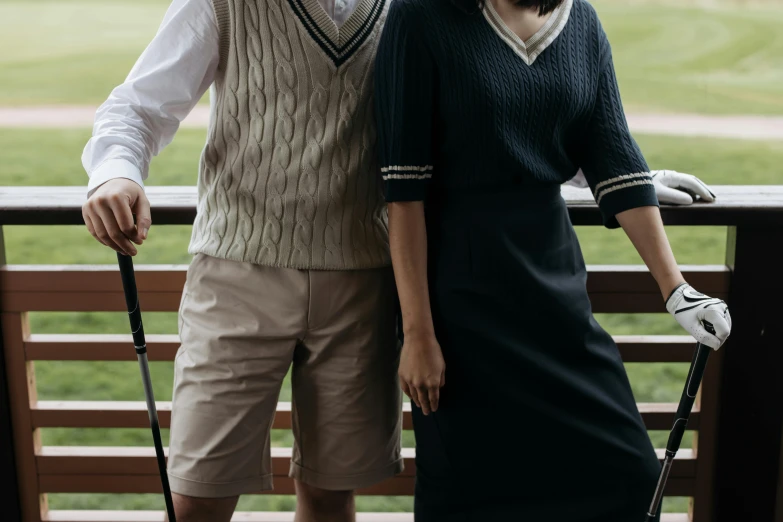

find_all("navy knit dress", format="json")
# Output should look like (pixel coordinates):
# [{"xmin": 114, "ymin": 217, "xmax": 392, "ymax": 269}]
[{"xmin": 374, "ymin": 0, "xmax": 663, "ymax": 520}]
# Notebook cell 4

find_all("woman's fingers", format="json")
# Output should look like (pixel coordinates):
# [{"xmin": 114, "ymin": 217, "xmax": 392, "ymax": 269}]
[
  {"xmin": 427, "ymin": 384, "xmax": 440, "ymax": 413},
  {"xmin": 681, "ymin": 174, "xmax": 716, "ymax": 202},
  {"xmin": 416, "ymin": 384, "xmax": 433, "ymax": 415},
  {"xmin": 406, "ymin": 381, "xmax": 422, "ymax": 410},
  {"xmin": 655, "ymin": 183, "xmax": 693, "ymax": 205},
  {"xmin": 400, "ymin": 379, "xmax": 412, "ymax": 401},
  {"xmin": 703, "ymin": 307, "xmax": 731, "ymax": 346}
]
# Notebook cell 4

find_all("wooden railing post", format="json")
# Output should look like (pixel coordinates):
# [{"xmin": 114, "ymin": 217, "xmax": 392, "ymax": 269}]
[
  {"xmin": 714, "ymin": 225, "xmax": 783, "ymax": 522},
  {"xmin": 691, "ymin": 347, "xmax": 724, "ymax": 522},
  {"xmin": 0, "ymin": 226, "xmax": 23, "ymax": 521}
]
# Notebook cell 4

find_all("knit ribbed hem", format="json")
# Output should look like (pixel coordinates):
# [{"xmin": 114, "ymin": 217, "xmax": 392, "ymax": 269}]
[
  {"xmin": 187, "ymin": 243, "xmax": 392, "ymax": 271},
  {"xmin": 210, "ymin": 0, "xmax": 231, "ymax": 67},
  {"xmin": 168, "ymin": 472, "xmax": 273, "ymax": 498},
  {"xmin": 289, "ymin": 457, "xmax": 404, "ymax": 491}
]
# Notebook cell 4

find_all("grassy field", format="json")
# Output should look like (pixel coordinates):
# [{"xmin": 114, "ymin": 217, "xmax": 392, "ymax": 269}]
[
  {"xmin": 0, "ymin": 0, "xmax": 782, "ymax": 113},
  {"xmin": 2, "ymin": 127, "xmax": 781, "ymax": 512}
]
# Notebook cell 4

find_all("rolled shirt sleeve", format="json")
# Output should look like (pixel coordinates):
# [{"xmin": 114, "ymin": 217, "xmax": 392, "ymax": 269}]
[
  {"xmin": 373, "ymin": 0, "xmax": 436, "ymax": 202},
  {"xmin": 579, "ymin": 36, "xmax": 659, "ymax": 228}
]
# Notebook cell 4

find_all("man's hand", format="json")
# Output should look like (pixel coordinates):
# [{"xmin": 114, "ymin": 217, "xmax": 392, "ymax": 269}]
[
  {"xmin": 399, "ymin": 333, "xmax": 446, "ymax": 415},
  {"xmin": 652, "ymin": 170, "xmax": 715, "ymax": 205},
  {"xmin": 82, "ymin": 178, "xmax": 151, "ymax": 256},
  {"xmin": 666, "ymin": 283, "xmax": 732, "ymax": 350}
]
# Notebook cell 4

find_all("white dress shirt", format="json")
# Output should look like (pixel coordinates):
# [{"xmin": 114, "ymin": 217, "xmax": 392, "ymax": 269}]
[{"xmin": 82, "ymin": 0, "xmax": 361, "ymax": 195}]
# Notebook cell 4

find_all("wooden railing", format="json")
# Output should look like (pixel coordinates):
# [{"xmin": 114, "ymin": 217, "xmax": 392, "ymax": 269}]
[{"xmin": 0, "ymin": 186, "xmax": 782, "ymax": 522}]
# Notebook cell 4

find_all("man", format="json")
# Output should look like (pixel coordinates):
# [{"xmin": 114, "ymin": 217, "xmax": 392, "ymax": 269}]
[{"xmin": 81, "ymin": 0, "xmax": 714, "ymax": 520}]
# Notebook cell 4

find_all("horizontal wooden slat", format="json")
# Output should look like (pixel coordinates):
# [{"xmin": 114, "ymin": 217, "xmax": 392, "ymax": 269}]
[
  {"xmin": 44, "ymin": 511, "xmax": 692, "ymax": 522},
  {"xmin": 36, "ymin": 446, "xmax": 416, "ymax": 477},
  {"xmin": 2, "ymin": 184, "xmax": 782, "ymax": 226},
  {"xmin": 46, "ymin": 513, "xmax": 416, "ymax": 522},
  {"xmin": 39, "ymin": 473, "xmax": 694, "ymax": 496},
  {"xmin": 36, "ymin": 446, "xmax": 694, "ymax": 479},
  {"xmin": 0, "ymin": 265, "xmax": 187, "ymax": 293},
  {"xmin": 615, "ymin": 335, "xmax": 698, "ymax": 362},
  {"xmin": 2, "ymin": 265, "xmax": 727, "ymax": 313},
  {"xmin": 30, "ymin": 401, "xmax": 415, "ymax": 430},
  {"xmin": 45, "ymin": 512, "xmax": 416, "ymax": 522},
  {"xmin": 31, "ymin": 400, "xmax": 694, "ymax": 431},
  {"xmin": 1, "ymin": 292, "xmax": 181, "ymax": 313},
  {"xmin": 26, "ymin": 334, "xmax": 180, "ymax": 362},
  {"xmin": 0, "ymin": 264, "xmax": 731, "ymax": 295},
  {"xmin": 586, "ymin": 265, "xmax": 729, "ymax": 295},
  {"xmin": 25, "ymin": 334, "xmax": 700, "ymax": 363},
  {"xmin": 588, "ymin": 265, "xmax": 728, "ymax": 313},
  {"xmin": 39, "ymin": 474, "xmax": 416, "ymax": 496}
]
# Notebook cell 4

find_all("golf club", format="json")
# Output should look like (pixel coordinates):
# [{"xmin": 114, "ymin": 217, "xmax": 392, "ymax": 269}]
[
  {"xmin": 644, "ymin": 341, "xmax": 711, "ymax": 521},
  {"xmin": 117, "ymin": 252, "xmax": 177, "ymax": 522}
]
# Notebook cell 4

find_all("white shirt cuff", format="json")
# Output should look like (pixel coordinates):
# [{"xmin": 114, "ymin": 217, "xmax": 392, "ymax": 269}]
[{"xmin": 87, "ymin": 159, "xmax": 145, "ymax": 197}]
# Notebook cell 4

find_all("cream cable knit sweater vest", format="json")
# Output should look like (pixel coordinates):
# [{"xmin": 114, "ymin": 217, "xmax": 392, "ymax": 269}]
[{"xmin": 189, "ymin": 0, "xmax": 391, "ymax": 269}]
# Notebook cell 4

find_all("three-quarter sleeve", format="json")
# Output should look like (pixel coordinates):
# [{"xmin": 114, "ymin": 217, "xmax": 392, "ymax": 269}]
[
  {"xmin": 579, "ymin": 38, "xmax": 659, "ymax": 228},
  {"xmin": 374, "ymin": 1, "xmax": 435, "ymax": 202}
]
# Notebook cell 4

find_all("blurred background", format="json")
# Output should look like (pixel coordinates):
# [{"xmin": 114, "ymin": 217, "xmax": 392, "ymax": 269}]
[{"xmin": 0, "ymin": 0, "xmax": 781, "ymax": 515}]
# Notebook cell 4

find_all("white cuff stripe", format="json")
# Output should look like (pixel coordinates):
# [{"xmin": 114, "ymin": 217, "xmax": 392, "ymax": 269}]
[
  {"xmin": 596, "ymin": 179, "xmax": 654, "ymax": 204},
  {"xmin": 381, "ymin": 165, "xmax": 434, "ymax": 173},
  {"xmin": 382, "ymin": 173, "xmax": 433, "ymax": 180},
  {"xmin": 593, "ymin": 172, "xmax": 651, "ymax": 197}
]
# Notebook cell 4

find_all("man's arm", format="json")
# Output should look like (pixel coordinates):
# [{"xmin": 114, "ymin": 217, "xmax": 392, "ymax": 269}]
[{"xmin": 81, "ymin": 0, "xmax": 219, "ymax": 255}]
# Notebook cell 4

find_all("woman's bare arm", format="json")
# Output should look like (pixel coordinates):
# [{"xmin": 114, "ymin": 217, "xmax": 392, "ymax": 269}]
[
  {"xmin": 616, "ymin": 206, "xmax": 685, "ymax": 300},
  {"xmin": 388, "ymin": 201, "xmax": 445, "ymax": 415}
]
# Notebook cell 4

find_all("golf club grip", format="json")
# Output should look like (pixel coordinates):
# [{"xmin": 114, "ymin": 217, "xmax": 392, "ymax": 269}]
[
  {"xmin": 117, "ymin": 253, "xmax": 146, "ymax": 354},
  {"xmin": 666, "ymin": 343, "xmax": 711, "ymax": 457}
]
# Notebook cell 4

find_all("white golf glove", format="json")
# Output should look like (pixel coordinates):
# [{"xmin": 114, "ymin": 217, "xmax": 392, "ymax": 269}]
[
  {"xmin": 666, "ymin": 283, "xmax": 732, "ymax": 350},
  {"xmin": 565, "ymin": 169, "xmax": 715, "ymax": 206},
  {"xmin": 651, "ymin": 170, "xmax": 715, "ymax": 205}
]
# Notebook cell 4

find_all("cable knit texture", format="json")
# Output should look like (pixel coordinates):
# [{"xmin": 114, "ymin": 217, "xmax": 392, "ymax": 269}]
[
  {"xmin": 190, "ymin": 0, "xmax": 391, "ymax": 269},
  {"xmin": 375, "ymin": 0, "xmax": 659, "ymax": 228}
]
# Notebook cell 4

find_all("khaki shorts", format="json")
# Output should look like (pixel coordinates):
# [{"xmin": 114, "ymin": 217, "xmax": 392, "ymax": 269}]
[{"xmin": 167, "ymin": 254, "xmax": 403, "ymax": 497}]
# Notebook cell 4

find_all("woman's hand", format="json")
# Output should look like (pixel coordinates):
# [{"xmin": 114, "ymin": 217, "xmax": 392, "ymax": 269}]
[
  {"xmin": 399, "ymin": 333, "xmax": 446, "ymax": 415},
  {"xmin": 651, "ymin": 170, "xmax": 715, "ymax": 205},
  {"xmin": 666, "ymin": 283, "xmax": 732, "ymax": 350}
]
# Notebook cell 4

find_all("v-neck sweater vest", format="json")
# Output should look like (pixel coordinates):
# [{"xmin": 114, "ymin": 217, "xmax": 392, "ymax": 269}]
[{"xmin": 190, "ymin": 0, "xmax": 390, "ymax": 270}]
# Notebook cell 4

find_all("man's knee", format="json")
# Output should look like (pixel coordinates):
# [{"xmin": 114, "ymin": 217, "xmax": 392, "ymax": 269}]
[
  {"xmin": 296, "ymin": 481, "xmax": 355, "ymax": 514},
  {"xmin": 168, "ymin": 493, "xmax": 238, "ymax": 522}
]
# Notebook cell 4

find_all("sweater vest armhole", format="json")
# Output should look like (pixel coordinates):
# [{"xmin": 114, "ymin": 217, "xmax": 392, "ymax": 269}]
[{"xmin": 210, "ymin": 0, "xmax": 231, "ymax": 69}]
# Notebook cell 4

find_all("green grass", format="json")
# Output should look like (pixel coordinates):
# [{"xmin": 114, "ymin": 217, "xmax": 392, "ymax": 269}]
[
  {"xmin": 597, "ymin": 0, "xmax": 783, "ymax": 115},
  {"xmin": 0, "ymin": 0, "xmax": 782, "ymax": 114},
  {"xmin": 1, "ymin": 129, "xmax": 779, "ymax": 513}
]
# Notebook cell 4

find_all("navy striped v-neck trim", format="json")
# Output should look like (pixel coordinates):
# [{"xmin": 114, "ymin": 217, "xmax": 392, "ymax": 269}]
[{"xmin": 287, "ymin": 0, "xmax": 386, "ymax": 66}]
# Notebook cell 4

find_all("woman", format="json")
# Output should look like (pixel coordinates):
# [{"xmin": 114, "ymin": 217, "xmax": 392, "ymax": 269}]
[{"xmin": 373, "ymin": 0, "xmax": 732, "ymax": 520}]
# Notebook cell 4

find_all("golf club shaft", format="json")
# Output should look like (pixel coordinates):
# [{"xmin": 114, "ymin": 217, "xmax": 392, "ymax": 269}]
[
  {"xmin": 117, "ymin": 253, "xmax": 177, "ymax": 522},
  {"xmin": 644, "ymin": 343, "xmax": 711, "ymax": 521},
  {"xmin": 645, "ymin": 456, "xmax": 673, "ymax": 521}
]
